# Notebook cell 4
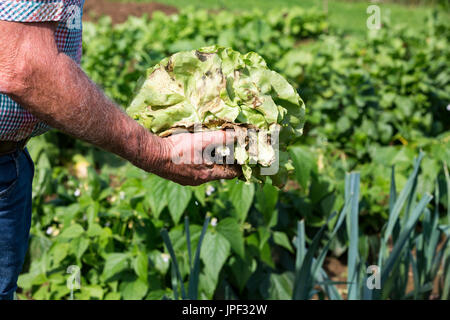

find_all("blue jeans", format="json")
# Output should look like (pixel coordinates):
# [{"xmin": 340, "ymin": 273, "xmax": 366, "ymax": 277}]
[{"xmin": 0, "ymin": 148, "xmax": 34, "ymax": 300}]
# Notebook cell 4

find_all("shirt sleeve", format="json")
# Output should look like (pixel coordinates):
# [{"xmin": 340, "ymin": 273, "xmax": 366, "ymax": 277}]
[{"xmin": 0, "ymin": 0, "xmax": 68, "ymax": 22}]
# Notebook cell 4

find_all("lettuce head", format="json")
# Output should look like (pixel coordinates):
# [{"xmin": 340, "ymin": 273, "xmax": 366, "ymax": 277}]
[{"xmin": 127, "ymin": 46, "xmax": 305, "ymax": 187}]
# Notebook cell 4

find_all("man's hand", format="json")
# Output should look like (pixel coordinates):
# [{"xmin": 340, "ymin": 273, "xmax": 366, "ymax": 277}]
[
  {"xmin": 152, "ymin": 130, "xmax": 241, "ymax": 186},
  {"xmin": 0, "ymin": 20, "xmax": 240, "ymax": 185}
]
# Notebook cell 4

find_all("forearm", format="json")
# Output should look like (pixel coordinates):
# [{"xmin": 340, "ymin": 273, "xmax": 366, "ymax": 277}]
[{"xmin": 6, "ymin": 50, "xmax": 162, "ymax": 171}]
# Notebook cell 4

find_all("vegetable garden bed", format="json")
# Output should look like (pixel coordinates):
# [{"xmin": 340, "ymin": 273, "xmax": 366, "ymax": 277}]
[{"xmin": 16, "ymin": 2, "xmax": 450, "ymax": 300}]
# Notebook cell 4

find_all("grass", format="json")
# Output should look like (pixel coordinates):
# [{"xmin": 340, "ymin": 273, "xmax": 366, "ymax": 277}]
[{"xmin": 115, "ymin": 0, "xmax": 447, "ymax": 35}]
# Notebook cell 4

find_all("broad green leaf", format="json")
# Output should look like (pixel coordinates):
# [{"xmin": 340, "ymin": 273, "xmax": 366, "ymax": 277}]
[
  {"xmin": 149, "ymin": 250, "xmax": 170, "ymax": 275},
  {"xmin": 230, "ymin": 255, "xmax": 257, "ymax": 292},
  {"xmin": 145, "ymin": 289, "xmax": 169, "ymax": 300},
  {"xmin": 51, "ymin": 243, "xmax": 70, "ymax": 266},
  {"xmin": 216, "ymin": 217, "xmax": 245, "ymax": 258},
  {"xmin": 199, "ymin": 271, "xmax": 217, "ymax": 299},
  {"xmin": 228, "ymin": 179, "xmax": 255, "ymax": 222},
  {"xmin": 273, "ymin": 231, "xmax": 294, "ymax": 253},
  {"xmin": 121, "ymin": 278, "xmax": 149, "ymax": 300},
  {"xmin": 133, "ymin": 251, "xmax": 148, "ymax": 282},
  {"xmin": 18, "ymin": 272, "xmax": 48, "ymax": 290},
  {"xmin": 17, "ymin": 273, "xmax": 37, "ymax": 290},
  {"xmin": 260, "ymin": 241, "xmax": 275, "ymax": 268},
  {"xmin": 268, "ymin": 272, "xmax": 294, "ymax": 300},
  {"xmin": 104, "ymin": 292, "xmax": 121, "ymax": 300},
  {"xmin": 102, "ymin": 253, "xmax": 130, "ymax": 281},
  {"xmin": 167, "ymin": 182, "xmax": 192, "ymax": 224},
  {"xmin": 144, "ymin": 175, "xmax": 169, "ymax": 219},
  {"xmin": 71, "ymin": 237, "xmax": 90, "ymax": 260},
  {"xmin": 86, "ymin": 223, "xmax": 103, "ymax": 237},
  {"xmin": 29, "ymin": 236, "xmax": 52, "ymax": 262},
  {"xmin": 59, "ymin": 223, "xmax": 84, "ymax": 239},
  {"xmin": 289, "ymin": 146, "xmax": 317, "ymax": 189},
  {"xmin": 200, "ymin": 232, "xmax": 231, "ymax": 283},
  {"xmin": 192, "ymin": 184, "xmax": 206, "ymax": 206},
  {"xmin": 50, "ymin": 284, "xmax": 71, "ymax": 300},
  {"xmin": 82, "ymin": 285, "xmax": 104, "ymax": 300},
  {"xmin": 255, "ymin": 183, "xmax": 278, "ymax": 227},
  {"xmin": 258, "ymin": 226, "xmax": 271, "ymax": 250}
]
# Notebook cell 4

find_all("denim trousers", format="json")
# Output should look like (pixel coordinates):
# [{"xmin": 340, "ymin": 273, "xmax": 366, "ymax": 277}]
[{"xmin": 0, "ymin": 149, "xmax": 34, "ymax": 300}]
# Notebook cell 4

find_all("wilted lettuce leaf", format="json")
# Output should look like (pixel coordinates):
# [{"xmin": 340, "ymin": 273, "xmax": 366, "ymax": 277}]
[{"xmin": 127, "ymin": 46, "xmax": 306, "ymax": 186}]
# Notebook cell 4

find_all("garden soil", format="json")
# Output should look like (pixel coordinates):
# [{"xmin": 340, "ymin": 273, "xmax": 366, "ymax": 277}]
[{"xmin": 83, "ymin": 0, "xmax": 178, "ymax": 24}]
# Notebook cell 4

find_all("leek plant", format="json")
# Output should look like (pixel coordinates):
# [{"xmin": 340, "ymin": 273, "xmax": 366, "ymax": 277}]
[
  {"xmin": 293, "ymin": 151, "xmax": 449, "ymax": 300},
  {"xmin": 161, "ymin": 216, "xmax": 210, "ymax": 300}
]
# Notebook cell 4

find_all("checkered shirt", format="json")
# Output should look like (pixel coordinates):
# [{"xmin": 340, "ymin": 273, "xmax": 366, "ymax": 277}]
[{"xmin": 0, "ymin": 0, "xmax": 84, "ymax": 141}]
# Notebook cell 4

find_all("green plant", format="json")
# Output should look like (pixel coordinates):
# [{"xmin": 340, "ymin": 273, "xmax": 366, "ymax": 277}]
[
  {"xmin": 289, "ymin": 152, "xmax": 449, "ymax": 300},
  {"xmin": 161, "ymin": 216, "xmax": 209, "ymax": 299},
  {"xmin": 280, "ymin": 13, "xmax": 450, "ymax": 161}
]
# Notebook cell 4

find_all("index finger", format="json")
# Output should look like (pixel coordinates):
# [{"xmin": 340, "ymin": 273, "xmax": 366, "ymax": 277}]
[{"xmin": 196, "ymin": 129, "xmax": 236, "ymax": 150}]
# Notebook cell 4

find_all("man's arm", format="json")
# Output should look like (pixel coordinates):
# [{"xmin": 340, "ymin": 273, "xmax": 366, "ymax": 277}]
[{"xmin": 0, "ymin": 21, "xmax": 239, "ymax": 185}]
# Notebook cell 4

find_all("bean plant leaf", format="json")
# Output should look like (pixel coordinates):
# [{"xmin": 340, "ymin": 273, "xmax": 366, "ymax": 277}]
[
  {"xmin": 269, "ymin": 272, "xmax": 294, "ymax": 300},
  {"xmin": 133, "ymin": 251, "xmax": 149, "ymax": 282},
  {"xmin": 229, "ymin": 179, "xmax": 254, "ymax": 222},
  {"xmin": 121, "ymin": 279, "xmax": 149, "ymax": 300},
  {"xmin": 230, "ymin": 255, "xmax": 257, "ymax": 292},
  {"xmin": 102, "ymin": 253, "xmax": 130, "ymax": 281},
  {"xmin": 273, "ymin": 231, "xmax": 294, "ymax": 253},
  {"xmin": 144, "ymin": 175, "xmax": 169, "ymax": 219},
  {"xmin": 59, "ymin": 223, "xmax": 84, "ymax": 239},
  {"xmin": 51, "ymin": 243, "xmax": 70, "ymax": 266},
  {"xmin": 167, "ymin": 182, "xmax": 192, "ymax": 224},
  {"xmin": 192, "ymin": 184, "xmax": 207, "ymax": 206},
  {"xmin": 70, "ymin": 237, "xmax": 90, "ymax": 260},
  {"xmin": 200, "ymin": 232, "xmax": 231, "ymax": 283},
  {"xmin": 289, "ymin": 146, "xmax": 316, "ymax": 190},
  {"xmin": 217, "ymin": 217, "xmax": 245, "ymax": 258}
]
